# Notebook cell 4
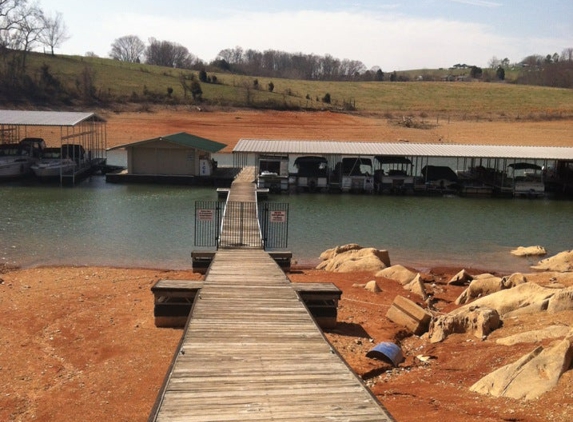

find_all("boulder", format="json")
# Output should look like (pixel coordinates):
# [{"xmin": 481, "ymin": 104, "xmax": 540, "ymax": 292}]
[
  {"xmin": 428, "ymin": 306, "xmax": 501, "ymax": 343},
  {"xmin": 386, "ymin": 295, "xmax": 432, "ymax": 335},
  {"xmin": 404, "ymin": 273, "xmax": 428, "ymax": 300},
  {"xmin": 364, "ymin": 280, "xmax": 381, "ymax": 293},
  {"xmin": 496, "ymin": 325, "xmax": 572, "ymax": 346},
  {"xmin": 447, "ymin": 269, "xmax": 473, "ymax": 285},
  {"xmin": 511, "ymin": 245, "xmax": 547, "ymax": 257},
  {"xmin": 451, "ymin": 282, "xmax": 557, "ymax": 317},
  {"xmin": 531, "ymin": 250, "xmax": 573, "ymax": 272},
  {"xmin": 317, "ymin": 245, "xmax": 390, "ymax": 273},
  {"xmin": 376, "ymin": 265, "xmax": 417, "ymax": 285},
  {"xmin": 455, "ymin": 276, "xmax": 504, "ymax": 305},
  {"xmin": 454, "ymin": 273, "xmax": 528, "ymax": 305},
  {"xmin": 470, "ymin": 334, "xmax": 573, "ymax": 400},
  {"xmin": 547, "ymin": 287, "xmax": 573, "ymax": 313},
  {"xmin": 319, "ymin": 243, "xmax": 363, "ymax": 261}
]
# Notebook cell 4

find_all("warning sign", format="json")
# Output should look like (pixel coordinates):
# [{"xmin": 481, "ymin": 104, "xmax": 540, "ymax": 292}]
[
  {"xmin": 197, "ymin": 209, "xmax": 214, "ymax": 221},
  {"xmin": 270, "ymin": 210, "xmax": 287, "ymax": 223}
]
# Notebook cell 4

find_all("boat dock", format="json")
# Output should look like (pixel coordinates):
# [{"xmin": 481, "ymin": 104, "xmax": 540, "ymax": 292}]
[{"xmin": 149, "ymin": 167, "xmax": 395, "ymax": 421}]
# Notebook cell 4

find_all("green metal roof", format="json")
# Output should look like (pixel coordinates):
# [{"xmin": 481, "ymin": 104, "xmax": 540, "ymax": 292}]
[{"xmin": 108, "ymin": 132, "xmax": 226, "ymax": 153}]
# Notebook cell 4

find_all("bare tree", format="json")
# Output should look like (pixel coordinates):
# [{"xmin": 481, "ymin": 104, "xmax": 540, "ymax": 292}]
[
  {"xmin": 110, "ymin": 34, "xmax": 145, "ymax": 62},
  {"xmin": 8, "ymin": 2, "xmax": 43, "ymax": 70},
  {"xmin": 145, "ymin": 38, "xmax": 196, "ymax": 68},
  {"xmin": 40, "ymin": 11, "xmax": 69, "ymax": 55},
  {"xmin": 561, "ymin": 48, "xmax": 573, "ymax": 62}
]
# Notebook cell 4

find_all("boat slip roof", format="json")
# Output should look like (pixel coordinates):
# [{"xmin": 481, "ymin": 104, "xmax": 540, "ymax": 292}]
[
  {"xmin": 0, "ymin": 110, "xmax": 105, "ymax": 126},
  {"xmin": 234, "ymin": 139, "xmax": 573, "ymax": 161}
]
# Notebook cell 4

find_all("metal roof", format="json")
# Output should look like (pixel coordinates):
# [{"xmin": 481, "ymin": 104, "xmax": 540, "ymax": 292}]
[
  {"xmin": 108, "ymin": 132, "xmax": 226, "ymax": 153},
  {"xmin": 0, "ymin": 110, "xmax": 105, "ymax": 126},
  {"xmin": 233, "ymin": 139, "xmax": 573, "ymax": 161}
]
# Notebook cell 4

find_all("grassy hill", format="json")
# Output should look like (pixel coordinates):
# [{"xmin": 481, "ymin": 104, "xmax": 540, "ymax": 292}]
[{"xmin": 13, "ymin": 52, "xmax": 573, "ymax": 120}]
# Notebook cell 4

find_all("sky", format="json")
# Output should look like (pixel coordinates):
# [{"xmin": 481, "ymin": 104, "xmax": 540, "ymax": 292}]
[{"xmin": 38, "ymin": 0, "xmax": 572, "ymax": 71}]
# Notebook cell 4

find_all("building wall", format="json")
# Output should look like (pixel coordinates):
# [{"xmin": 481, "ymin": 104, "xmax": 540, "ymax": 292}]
[{"xmin": 127, "ymin": 141, "xmax": 197, "ymax": 175}]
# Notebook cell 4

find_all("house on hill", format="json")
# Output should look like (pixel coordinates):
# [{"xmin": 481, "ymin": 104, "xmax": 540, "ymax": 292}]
[{"xmin": 106, "ymin": 132, "xmax": 237, "ymax": 185}]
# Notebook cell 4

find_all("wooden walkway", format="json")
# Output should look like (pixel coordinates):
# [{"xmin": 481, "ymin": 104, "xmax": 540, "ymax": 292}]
[{"xmin": 149, "ymin": 167, "xmax": 394, "ymax": 422}]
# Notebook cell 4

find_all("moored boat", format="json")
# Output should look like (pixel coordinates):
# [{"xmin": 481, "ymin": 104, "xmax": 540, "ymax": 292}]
[
  {"xmin": 31, "ymin": 147, "xmax": 76, "ymax": 179},
  {"xmin": 0, "ymin": 138, "xmax": 45, "ymax": 180}
]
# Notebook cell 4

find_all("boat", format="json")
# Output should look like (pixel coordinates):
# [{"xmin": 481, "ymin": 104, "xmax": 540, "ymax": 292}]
[
  {"xmin": 508, "ymin": 162, "xmax": 545, "ymax": 198},
  {"xmin": 0, "ymin": 138, "xmax": 45, "ymax": 180},
  {"xmin": 417, "ymin": 165, "xmax": 459, "ymax": 195},
  {"xmin": 291, "ymin": 156, "xmax": 329, "ymax": 192},
  {"xmin": 333, "ymin": 157, "xmax": 374, "ymax": 193},
  {"xmin": 374, "ymin": 156, "xmax": 415, "ymax": 194},
  {"xmin": 257, "ymin": 155, "xmax": 289, "ymax": 193},
  {"xmin": 31, "ymin": 147, "xmax": 76, "ymax": 179}
]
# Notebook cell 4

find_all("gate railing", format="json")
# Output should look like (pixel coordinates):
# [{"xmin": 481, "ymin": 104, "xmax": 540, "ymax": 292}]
[{"xmin": 194, "ymin": 201, "xmax": 288, "ymax": 250}]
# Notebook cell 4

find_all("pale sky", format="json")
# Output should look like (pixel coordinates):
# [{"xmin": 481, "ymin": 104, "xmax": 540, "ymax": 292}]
[{"xmin": 38, "ymin": 0, "xmax": 572, "ymax": 71}]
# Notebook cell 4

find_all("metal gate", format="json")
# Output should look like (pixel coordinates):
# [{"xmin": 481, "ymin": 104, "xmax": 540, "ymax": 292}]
[
  {"xmin": 259, "ymin": 202, "xmax": 289, "ymax": 249},
  {"xmin": 194, "ymin": 201, "xmax": 289, "ymax": 250}
]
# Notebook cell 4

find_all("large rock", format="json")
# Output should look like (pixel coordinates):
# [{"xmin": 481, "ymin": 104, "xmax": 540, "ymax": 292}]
[
  {"xmin": 455, "ymin": 273, "xmax": 528, "ymax": 305},
  {"xmin": 386, "ymin": 295, "xmax": 432, "ymax": 335},
  {"xmin": 511, "ymin": 245, "xmax": 547, "ymax": 257},
  {"xmin": 447, "ymin": 269, "xmax": 473, "ymax": 286},
  {"xmin": 376, "ymin": 265, "xmax": 417, "ymax": 285},
  {"xmin": 496, "ymin": 325, "xmax": 572, "ymax": 346},
  {"xmin": 470, "ymin": 334, "xmax": 573, "ymax": 400},
  {"xmin": 451, "ymin": 282, "xmax": 557, "ymax": 317},
  {"xmin": 455, "ymin": 276, "xmax": 504, "ymax": 305},
  {"xmin": 531, "ymin": 250, "xmax": 573, "ymax": 272},
  {"xmin": 547, "ymin": 287, "xmax": 573, "ymax": 313},
  {"xmin": 404, "ymin": 273, "xmax": 428, "ymax": 300},
  {"xmin": 428, "ymin": 306, "xmax": 501, "ymax": 343},
  {"xmin": 317, "ymin": 245, "xmax": 390, "ymax": 273}
]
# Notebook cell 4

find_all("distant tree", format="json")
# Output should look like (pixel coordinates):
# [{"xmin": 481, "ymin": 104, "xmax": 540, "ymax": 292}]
[
  {"xmin": 488, "ymin": 56, "xmax": 501, "ymax": 69},
  {"xmin": 8, "ymin": 2, "xmax": 44, "ymax": 70},
  {"xmin": 190, "ymin": 80, "xmax": 202, "ymax": 100},
  {"xmin": 110, "ymin": 35, "xmax": 145, "ymax": 63},
  {"xmin": 562, "ymin": 47, "xmax": 573, "ymax": 62},
  {"xmin": 496, "ymin": 66, "xmax": 505, "ymax": 80},
  {"xmin": 322, "ymin": 93, "xmax": 331, "ymax": 104},
  {"xmin": 39, "ymin": 11, "xmax": 70, "ymax": 55},
  {"xmin": 145, "ymin": 38, "xmax": 196, "ymax": 68},
  {"xmin": 470, "ymin": 66, "xmax": 483, "ymax": 79},
  {"xmin": 198, "ymin": 69, "xmax": 207, "ymax": 82},
  {"xmin": 390, "ymin": 71, "xmax": 397, "ymax": 82},
  {"xmin": 375, "ymin": 68, "xmax": 384, "ymax": 81},
  {"xmin": 501, "ymin": 57, "xmax": 510, "ymax": 68},
  {"xmin": 85, "ymin": 51, "xmax": 98, "ymax": 57},
  {"xmin": 267, "ymin": 81, "xmax": 274, "ymax": 92}
]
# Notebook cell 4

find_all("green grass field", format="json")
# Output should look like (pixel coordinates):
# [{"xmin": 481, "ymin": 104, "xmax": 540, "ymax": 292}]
[{"xmin": 22, "ymin": 52, "xmax": 573, "ymax": 119}]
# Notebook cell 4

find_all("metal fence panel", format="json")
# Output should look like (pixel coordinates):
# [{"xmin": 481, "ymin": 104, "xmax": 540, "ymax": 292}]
[
  {"xmin": 259, "ymin": 202, "xmax": 289, "ymax": 249},
  {"xmin": 194, "ymin": 201, "xmax": 224, "ymax": 247}
]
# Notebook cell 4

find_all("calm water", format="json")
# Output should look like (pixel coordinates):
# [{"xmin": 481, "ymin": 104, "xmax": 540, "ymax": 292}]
[{"xmin": 1, "ymin": 175, "xmax": 572, "ymax": 272}]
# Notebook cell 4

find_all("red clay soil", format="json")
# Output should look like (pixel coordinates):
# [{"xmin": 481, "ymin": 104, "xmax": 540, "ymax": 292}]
[
  {"xmin": 1, "ymin": 264, "xmax": 572, "ymax": 422},
  {"xmin": 2, "ymin": 109, "xmax": 573, "ymax": 421}
]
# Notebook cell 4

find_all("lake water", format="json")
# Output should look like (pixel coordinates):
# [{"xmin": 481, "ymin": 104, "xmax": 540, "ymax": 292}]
[{"xmin": 1, "ymin": 174, "xmax": 572, "ymax": 273}]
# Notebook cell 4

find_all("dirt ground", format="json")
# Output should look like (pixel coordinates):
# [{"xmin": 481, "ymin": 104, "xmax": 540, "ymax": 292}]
[
  {"xmin": 99, "ymin": 106, "xmax": 573, "ymax": 150},
  {"xmin": 1, "ymin": 264, "xmax": 572, "ymax": 422},
  {"xmin": 2, "ymin": 108, "xmax": 573, "ymax": 421}
]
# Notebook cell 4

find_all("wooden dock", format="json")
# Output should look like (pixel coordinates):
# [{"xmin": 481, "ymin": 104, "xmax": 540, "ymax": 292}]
[{"xmin": 149, "ymin": 167, "xmax": 394, "ymax": 421}]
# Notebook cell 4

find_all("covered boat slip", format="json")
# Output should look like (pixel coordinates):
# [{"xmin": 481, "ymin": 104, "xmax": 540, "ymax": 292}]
[
  {"xmin": 233, "ymin": 139, "xmax": 573, "ymax": 196},
  {"xmin": 150, "ymin": 168, "xmax": 394, "ymax": 422},
  {"xmin": 0, "ymin": 110, "xmax": 107, "ymax": 185}
]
